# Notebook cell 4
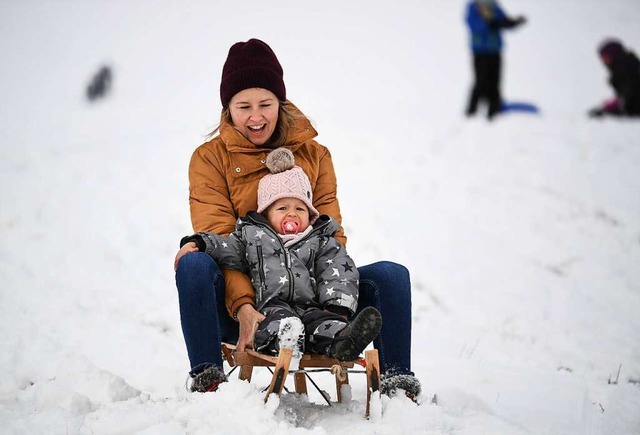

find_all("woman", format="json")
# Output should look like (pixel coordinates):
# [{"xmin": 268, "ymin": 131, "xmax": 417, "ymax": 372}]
[{"xmin": 175, "ymin": 38, "xmax": 421, "ymax": 399}]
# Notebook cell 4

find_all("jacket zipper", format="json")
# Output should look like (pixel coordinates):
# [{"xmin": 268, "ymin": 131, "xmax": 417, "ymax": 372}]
[
  {"xmin": 257, "ymin": 245, "xmax": 265, "ymax": 303},
  {"xmin": 285, "ymin": 249, "xmax": 294, "ymax": 302}
]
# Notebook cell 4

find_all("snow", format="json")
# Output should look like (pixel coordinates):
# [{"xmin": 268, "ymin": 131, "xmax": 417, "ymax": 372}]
[
  {"xmin": 1, "ymin": 0, "xmax": 639, "ymax": 433},
  {"xmin": 277, "ymin": 317, "xmax": 305, "ymax": 369}
]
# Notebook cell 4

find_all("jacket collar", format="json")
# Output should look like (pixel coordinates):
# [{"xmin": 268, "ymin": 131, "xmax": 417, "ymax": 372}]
[{"xmin": 240, "ymin": 212, "xmax": 339, "ymax": 240}]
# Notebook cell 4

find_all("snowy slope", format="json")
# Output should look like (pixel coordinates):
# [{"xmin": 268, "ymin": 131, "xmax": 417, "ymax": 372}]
[{"xmin": 1, "ymin": 1, "xmax": 639, "ymax": 434}]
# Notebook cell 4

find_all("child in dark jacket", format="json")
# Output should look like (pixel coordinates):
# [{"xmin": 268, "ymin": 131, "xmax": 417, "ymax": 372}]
[
  {"xmin": 589, "ymin": 39, "xmax": 640, "ymax": 118},
  {"xmin": 176, "ymin": 148, "xmax": 382, "ymax": 372}
]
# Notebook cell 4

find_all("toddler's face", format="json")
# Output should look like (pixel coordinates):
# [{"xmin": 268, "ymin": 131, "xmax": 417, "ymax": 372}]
[{"xmin": 265, "ymin": 198, "xmax": 310, "ymax": 235}]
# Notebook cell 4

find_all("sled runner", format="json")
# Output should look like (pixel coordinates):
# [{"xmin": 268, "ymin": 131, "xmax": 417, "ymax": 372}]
[{"xmin": 222, "ymin": 342, "xmax": 381, "ymax": 417}]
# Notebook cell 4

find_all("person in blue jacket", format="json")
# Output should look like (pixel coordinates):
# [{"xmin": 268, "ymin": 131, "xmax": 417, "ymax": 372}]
[{"xmin": 465, "ymin": 0, "xmax": 526, "ymax": 120}]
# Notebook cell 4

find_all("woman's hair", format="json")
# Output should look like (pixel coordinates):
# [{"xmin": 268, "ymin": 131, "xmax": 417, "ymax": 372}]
[{"xmin": 206, "ymin": 101, "xmax": 302, "ymax": 148}]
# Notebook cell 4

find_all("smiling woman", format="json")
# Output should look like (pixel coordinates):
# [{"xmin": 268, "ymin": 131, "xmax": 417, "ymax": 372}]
[
  {"xmin": 174, "ymin": 38, "xmax": 421, "ymax": 399},
  {"xmin": 229, "ymin": 89, "xmax": 279, "ymax": 146}
]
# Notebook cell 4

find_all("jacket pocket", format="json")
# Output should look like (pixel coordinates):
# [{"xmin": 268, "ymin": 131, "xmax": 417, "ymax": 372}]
[{"xmin": 305, "ymin": 249, "xmax": 316, "ymax": 270}]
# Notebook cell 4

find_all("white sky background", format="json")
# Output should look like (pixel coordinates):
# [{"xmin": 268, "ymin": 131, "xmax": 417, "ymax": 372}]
[{"xmin": 1, "ymin": 1, "xmax": 639, "ymax": 434}]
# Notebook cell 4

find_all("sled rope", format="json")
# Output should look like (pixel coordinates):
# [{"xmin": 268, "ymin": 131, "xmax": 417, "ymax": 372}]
[{"xmin": 331, "ymin": 364, "xmax": 347, "ymax": 382}]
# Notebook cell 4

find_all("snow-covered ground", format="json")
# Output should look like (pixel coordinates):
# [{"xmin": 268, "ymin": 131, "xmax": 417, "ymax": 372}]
[{"xmin": 1, "ymin": 1, "xmax": 639, "ymax": 433}]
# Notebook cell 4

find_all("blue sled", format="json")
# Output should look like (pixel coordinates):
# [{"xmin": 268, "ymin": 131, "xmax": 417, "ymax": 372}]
[{"xmin": 501, "ymin": 101, "xmax": 540, "ymax": 114}]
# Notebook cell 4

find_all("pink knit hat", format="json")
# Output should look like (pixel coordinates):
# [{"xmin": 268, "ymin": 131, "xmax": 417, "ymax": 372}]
[{"xmin": 257, "ymin": 148, "xmax": 320, "ymax": 223}]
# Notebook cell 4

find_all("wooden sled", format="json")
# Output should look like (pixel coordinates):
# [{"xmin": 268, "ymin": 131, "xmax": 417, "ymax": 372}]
[{"xmin": 222, "ymin": 342, "xmax": 381, "ymax": 417}]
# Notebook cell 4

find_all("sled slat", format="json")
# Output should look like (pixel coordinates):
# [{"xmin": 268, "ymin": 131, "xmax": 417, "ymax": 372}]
[
  {"xmin": 264, "ymin": 347, "xmax": 293, "ymax": 402},
  {"xmin": 365, "ymin": 349, "xmax": 381, "ymax": 418},
  {"xmin": 294, "ymin": 372, "xmax": 307, "ymax": 395}
]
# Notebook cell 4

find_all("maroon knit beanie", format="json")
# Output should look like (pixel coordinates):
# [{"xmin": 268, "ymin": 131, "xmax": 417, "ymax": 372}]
[
  {"xmin": 598, "ymin": 39, "xmax": 625, "ymax": 61},
  {"xmin": 220, "ymin": 39, "xmax": 286, "ymax": 108}
]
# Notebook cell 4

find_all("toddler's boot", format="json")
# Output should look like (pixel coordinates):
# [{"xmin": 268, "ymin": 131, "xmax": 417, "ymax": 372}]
[{"xmin": 329, "ymin": 307, "xmax": 382, "ymax": 361}]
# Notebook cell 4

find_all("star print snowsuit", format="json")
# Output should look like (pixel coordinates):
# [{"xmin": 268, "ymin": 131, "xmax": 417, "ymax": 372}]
[{"xmin": 181, "ymin": 212, "xmax": 360, "ymax": 356}]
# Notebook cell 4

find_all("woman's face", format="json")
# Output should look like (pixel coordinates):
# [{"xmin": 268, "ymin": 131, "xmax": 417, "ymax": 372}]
[
  {"xmin": 229, "ymin": 88, "xmax": 280, "ymax": 146},
  {"xmin": 265, "ymin": 197, "xmax": 310, "ymax": 235}
]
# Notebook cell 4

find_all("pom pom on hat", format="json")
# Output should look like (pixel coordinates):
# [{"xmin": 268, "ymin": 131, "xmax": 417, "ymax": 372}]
[
  {"xmin": 257, "ymin": 148, "xmax": 319, "ymax": 224},
  {"xmin": 265, "ymin": 147, "xmax": 295, "ymax": 174}
]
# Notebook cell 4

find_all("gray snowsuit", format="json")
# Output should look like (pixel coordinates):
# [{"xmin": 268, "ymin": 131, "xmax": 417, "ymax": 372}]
[{"xmin": 183, "ymin": 212, "xmax": 360, "ymax": 356}]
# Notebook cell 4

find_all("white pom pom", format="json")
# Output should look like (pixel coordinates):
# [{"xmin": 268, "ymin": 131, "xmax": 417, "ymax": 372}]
[{"xmin": 265, "ymin": 147, "xmax": 295, "ymax": 173}]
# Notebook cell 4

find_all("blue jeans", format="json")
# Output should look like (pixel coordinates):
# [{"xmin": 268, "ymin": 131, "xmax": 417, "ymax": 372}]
[{"xmin": 176, "ymin": 252, "xmax": 413, "ymax": 376}]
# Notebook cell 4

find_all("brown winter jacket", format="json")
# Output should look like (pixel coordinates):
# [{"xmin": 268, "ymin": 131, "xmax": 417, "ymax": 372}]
[{"xmin": 188, "ymin": 101, "xmax": 346, "ymax": 318}]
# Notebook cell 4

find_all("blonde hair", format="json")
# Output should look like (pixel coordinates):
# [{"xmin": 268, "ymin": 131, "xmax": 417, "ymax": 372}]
[{"xmin": 206, "ymin": 101, "xmax": 302, "ymax": 147}]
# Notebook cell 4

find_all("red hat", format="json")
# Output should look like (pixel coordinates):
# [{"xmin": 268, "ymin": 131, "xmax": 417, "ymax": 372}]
[{"xmin": 220, "ymin": 39, "xmax": 286, "ymax": 108}]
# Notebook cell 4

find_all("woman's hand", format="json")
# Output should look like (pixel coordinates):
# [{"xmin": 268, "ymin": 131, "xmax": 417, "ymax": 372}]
[
  {"xmin": 174, "ymin": 241, "xmax": 198, "ymax": 271},
  {"xmin": 235, "ymin": 304, "xmax": 266, "ymax": 352}
]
